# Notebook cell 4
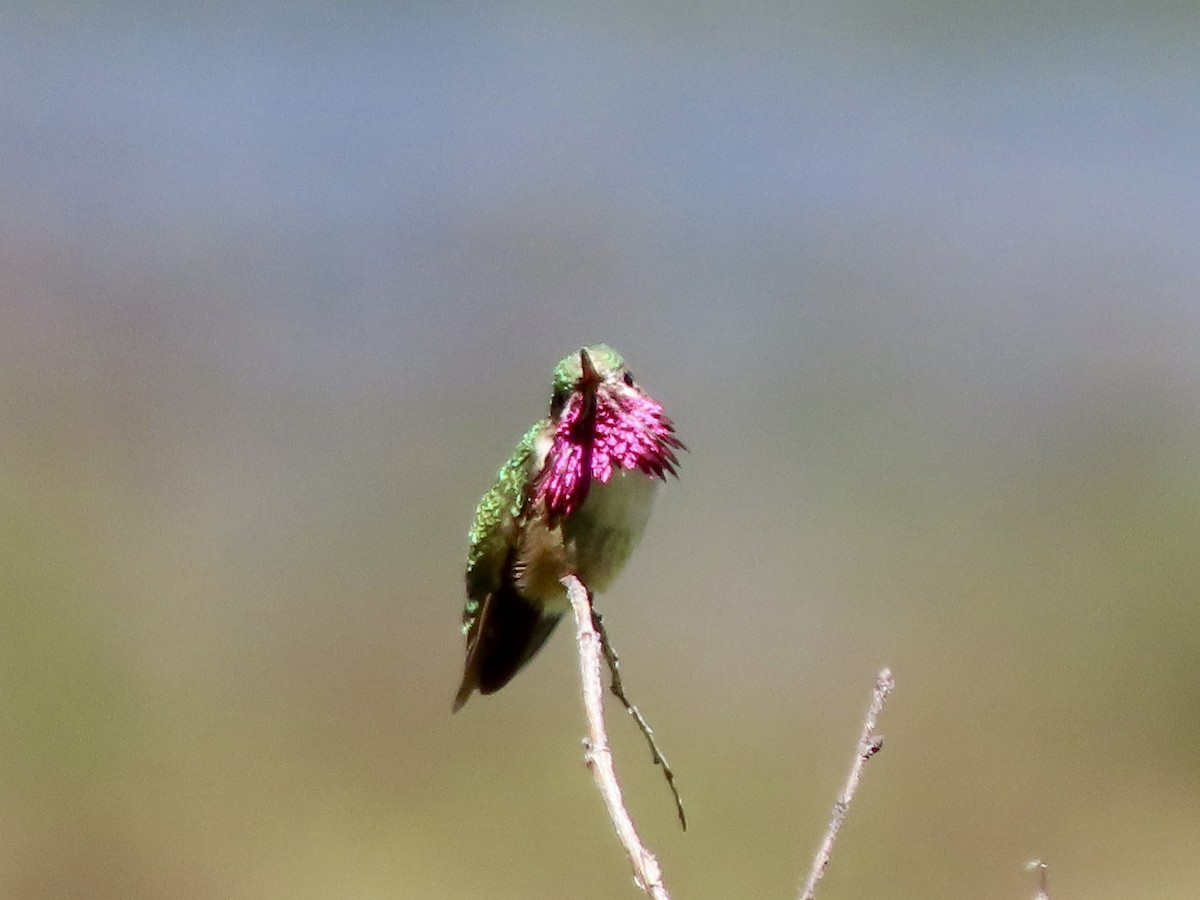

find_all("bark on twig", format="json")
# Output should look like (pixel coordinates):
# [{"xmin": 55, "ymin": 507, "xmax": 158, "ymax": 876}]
[
  {"xmin": 798, "ymin": 667, "xmax": 895, "ymax": 900},
  {"xmin": 564, "ymin": 574, "xmax": 672, "ymax": 899}
]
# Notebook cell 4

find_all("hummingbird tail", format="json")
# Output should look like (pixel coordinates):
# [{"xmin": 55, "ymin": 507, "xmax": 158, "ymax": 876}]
[{"xmin": 453, "ymin": 581, "xmax": 562, "ymax": 712}]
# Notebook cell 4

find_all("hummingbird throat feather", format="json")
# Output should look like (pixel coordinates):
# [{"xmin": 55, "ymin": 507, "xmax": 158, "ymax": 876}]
[{"xmin": 534, "ymin": 385, "xmax": 683, "ymax": 527}]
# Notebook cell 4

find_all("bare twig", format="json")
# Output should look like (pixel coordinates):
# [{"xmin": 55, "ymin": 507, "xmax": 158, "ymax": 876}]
[
  {"xmin": 591, "ymin": 608, "xmax": 687, "ymax": 830},
  {"xmin": 1025, "ymin": 859, "xmax": 1050, "ymax": 900},
  {"xmin": 798, "ymin": 667, "xmax": 895, "ymax": 900},
  {"xmin": 564, "ymin": 575, "xmax": 672, "ymax": 900}
]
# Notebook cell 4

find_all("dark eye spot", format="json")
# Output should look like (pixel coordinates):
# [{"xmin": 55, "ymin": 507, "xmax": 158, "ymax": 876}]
[
  {"xmin": 622, "ymin": 371, "xmax": 635, "ymax": 387},
  {"xmin": 550, "ymin": 389, "xmax": 567, "ymax": 417}
]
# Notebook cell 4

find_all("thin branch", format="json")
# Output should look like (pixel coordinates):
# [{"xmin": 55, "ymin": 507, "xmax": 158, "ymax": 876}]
[
  {"xmin": 591, "ymin": 608, "xmax": 687, "ymax": 830},
  {"xmin": 1025, "ymin": 860, "xmax": 1050, "ymax": 900},
  {"xmin": 564, "ymin": 574, "xmax": 672, "ymax": 900},
  {"xmin": 798, "ymin": 667, "xmax": 895, "ymax": 900}
]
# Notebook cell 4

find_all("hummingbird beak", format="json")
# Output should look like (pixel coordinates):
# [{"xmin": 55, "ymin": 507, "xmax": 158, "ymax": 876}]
[{"xmin": 577, "ymin": 348, "xmax": 601, "ymax": 391}]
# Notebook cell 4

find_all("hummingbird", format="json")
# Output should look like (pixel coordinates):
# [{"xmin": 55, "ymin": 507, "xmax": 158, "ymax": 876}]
[{"xmin": 453, "ymin": 344, "xmax": 685, "ymax": 711}]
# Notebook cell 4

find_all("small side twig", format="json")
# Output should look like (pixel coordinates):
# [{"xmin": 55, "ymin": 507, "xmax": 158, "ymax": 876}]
[
  {"xmin": 591, "ymin": 608, "xmax": 687, "ymax": 830},
  {"xmin": 798, "ymin": 667, "xmax": 895, "ymax": 900},
  {"xmin": 564, "ymin": 575, "xmax": 671, "ymax": 900}
]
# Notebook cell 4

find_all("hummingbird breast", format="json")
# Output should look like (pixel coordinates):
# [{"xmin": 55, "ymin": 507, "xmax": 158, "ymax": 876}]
[
  {"xmin": 513, "ymin": 430, "xmax": 661, "ymax": 611},
  {"xmin": 513, "ymin": 467, "xmax": 658, "ymax": 610},
  {"xmin": 563, "ymin": 467, "xmax": 658, "ymax": 594}
]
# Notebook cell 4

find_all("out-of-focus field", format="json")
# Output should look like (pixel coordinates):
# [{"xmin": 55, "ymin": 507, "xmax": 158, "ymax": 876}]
[{"xmin": 2, "ymin": 3, "xmax": 1198, "ymax": 898}]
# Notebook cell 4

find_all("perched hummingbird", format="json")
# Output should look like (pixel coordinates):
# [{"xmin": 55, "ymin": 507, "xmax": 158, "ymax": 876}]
[{"xmin": 453, "ymin": 344, "xmax": 684, "ymax": 711}]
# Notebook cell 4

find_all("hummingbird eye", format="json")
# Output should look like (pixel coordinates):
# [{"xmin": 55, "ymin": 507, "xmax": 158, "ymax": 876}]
[
  {"xmin": 550, "ymin": 389, "xmax": 567, "ymax": 417},
  {"xmin": 622, "ymin": 371, "xmax": 635, "ymax": 387}
]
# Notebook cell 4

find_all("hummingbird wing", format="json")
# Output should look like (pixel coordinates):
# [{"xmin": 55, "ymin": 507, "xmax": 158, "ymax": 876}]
[
  {"xmin": 455, "ymin": 422, "xmax": 560, "ymax": 711},
  {"xmin": 462, "ymin": 423, "xmax": 543, "ymax": 614},
  {"xmin": 453, "ymin": 550, "xmax": 563, "ymax": 711}
]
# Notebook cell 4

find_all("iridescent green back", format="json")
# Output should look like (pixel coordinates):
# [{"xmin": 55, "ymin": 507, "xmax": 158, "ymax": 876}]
[{"xmin": 463, "ymin": 422, "xmax": 543, "ymax": 630}]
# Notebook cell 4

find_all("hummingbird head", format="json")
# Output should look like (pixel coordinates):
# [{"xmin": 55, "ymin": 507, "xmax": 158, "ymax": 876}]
[{"xmin": 535, "ymin": 344, "xmax": 685, "ymax": 525}]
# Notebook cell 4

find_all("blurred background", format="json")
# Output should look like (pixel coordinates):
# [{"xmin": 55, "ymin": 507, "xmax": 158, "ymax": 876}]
[{"xmin": 3, "ymin": 2, "xmax": 1199, "ymax": 898}]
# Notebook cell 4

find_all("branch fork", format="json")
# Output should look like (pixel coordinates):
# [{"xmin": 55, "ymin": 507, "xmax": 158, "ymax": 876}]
[{"xmin": 563, "ymin": 573, "xmax": 895, "ymax": 900}]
